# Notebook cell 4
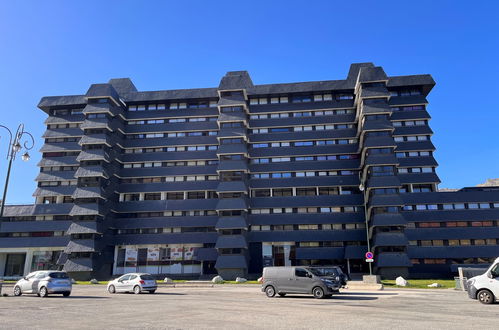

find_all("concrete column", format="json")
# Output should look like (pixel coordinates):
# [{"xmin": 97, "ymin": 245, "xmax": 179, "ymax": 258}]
[
  {"xmin": 283, "ymin": 245, "xmax": 291, "ymax": 266},
  {"xmin": 0, "ymin": 253, "xmax": 6, "ymax": 276},
  {"xmin": 24, "ymin": 250, "xmax": 33, "ymax": 275},
  {"xmin": 112, "ymin": 246, "xmax": 118, "ymax": 275}
]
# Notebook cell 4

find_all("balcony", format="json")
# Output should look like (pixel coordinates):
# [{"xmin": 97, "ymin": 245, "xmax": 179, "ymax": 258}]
[
  {"xmin": 33, "ymin": 186, "xmax": 76, "ymax": 197},
  {"xmin": 72, "ymin": 187, "xmax": 103, "ymax": 199},
  {"xmin": 367, "ymin": 175, "xmax": 401, "ymax": 189},
  {"xmin": 37, "ymin": 156, "xmax": 79, "ymax": 167},
  {"xmin": 216, "ymin": 198, "xmax": 248, "ymax": 210},
  {"xmin": 76, "ymin": 149, "xmax": 110, "ymax": 162},
  {"xmin": 64, "ymin": 239, "xmax": 96, "ymax": 253},
  {"xmin": 215, "ymin": 235, "xmax": 248, "ymax": 249},
  {"xmin": 69, "ymin": 203, "xmax": 101, "ymax": 216},
  {"xmin": 66, "ymin": 222, "xmax": 102, "ymax": 235},
  {"xmin": 375, "ymin": 253, "xmax": 412, "ymax": 268},
  {"xmin": 217, "ymin": 160, "xmax": 248, "ymax": 172},
  {"xmin": 295, "ymin": 247, "xmax": 345, "ymax": 260},
  {"xmin": 216, "ymin": 181, "xmax": 248, "ymax": 193},
  {"xmin": 63, "ymin": 258, "xmax": 93, "ymax": 272},
  {"xmin": 215, "ymin": 216, "xmax": 248, "ymax": 230},
  {"xmin": 361, "ymin": 99, "xmax": 391, "ymax": 114},
  {"xmin": 372, "ymin": 232, "xmax": 408, "ymax": 248},
  {"xmin": 365, "ymin": 154, "xmax": 399, "ymax": 166},
  {"xmin": 75, "ymin": 166, "xmax": 109, "ymax": 178},
  {"xmin": 359, "ymin": 85, "xmax": 390, "ymax": 99},
  {"xmin": 217, "ymin": 144, "xmax": 248, "ymax": 155},
  {"xmin": 215, "ymin": 255, "xmax": 248, "ymax": 269},
  {"xmin": 370, "ymin": 213, "xmax": 407, "ymax": 227},
  {"xmin": 0, "ymin": 220, "xmax": 72, "ymax": 233}
]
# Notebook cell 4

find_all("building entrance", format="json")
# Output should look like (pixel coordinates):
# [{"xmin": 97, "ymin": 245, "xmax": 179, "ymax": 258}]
[{"xmin": 4, "ymin": 253, "xmax": 26, "ymax": 277}]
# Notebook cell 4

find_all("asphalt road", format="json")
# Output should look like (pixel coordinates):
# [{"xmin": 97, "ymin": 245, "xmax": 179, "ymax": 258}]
[{"xmin": 0, "ymin": 284, "xmax": 496, "ymax": 329}]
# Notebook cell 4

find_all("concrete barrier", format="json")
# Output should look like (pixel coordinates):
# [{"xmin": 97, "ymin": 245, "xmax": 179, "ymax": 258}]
[
  {"xmin": 158, "ymin": 281, "xmax": 214, "ymax": 288},
  {"xmin": 344, "ymin": 281, "xmax": 384, "ymax": 291}
]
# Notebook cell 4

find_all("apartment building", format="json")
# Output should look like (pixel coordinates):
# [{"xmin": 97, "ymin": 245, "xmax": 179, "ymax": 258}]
[{"xmin": 1, "ymin": 63, "xmax": 498, "ymax": 280}]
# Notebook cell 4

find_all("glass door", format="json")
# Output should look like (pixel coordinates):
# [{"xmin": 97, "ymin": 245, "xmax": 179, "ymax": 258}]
[{"xmin": 4, "ymin": 253, "xmax": 26, "ymax": 277}]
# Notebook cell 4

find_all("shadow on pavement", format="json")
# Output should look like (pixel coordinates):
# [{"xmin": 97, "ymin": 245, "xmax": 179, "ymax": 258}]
[
  {"xmin": 279, "ymin": 295, "xmax": 378, "ymax": 301},
  {"xmin": 340, "ymin": 292, "xmax": 397, "ymax": 296},
  {"xmin": 52, "ymin": 296, "xmax": 110, "ymax": 299},
  {"xmin": 332, "ymin": 296, "xmax": 378, "ymax": 301}
]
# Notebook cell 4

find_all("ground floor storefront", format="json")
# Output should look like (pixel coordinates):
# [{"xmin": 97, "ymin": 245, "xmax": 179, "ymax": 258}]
[
  {"xmin": 112, "ymin": 244, "xmax": 205, "ymax": 276},
  {"xmin": 0, "ymin": 248, "xmax": 63, "ymax": 279}
]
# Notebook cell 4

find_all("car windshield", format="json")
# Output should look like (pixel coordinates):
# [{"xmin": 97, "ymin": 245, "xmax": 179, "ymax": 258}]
[
  {"xmin": 140, "ymin": 275, "xmax": 155, "ymax": 280},
  {"xmin": 308, "ymin": 268, "xmax": 339, "ymax": 277},
  {"xmin": 49, "ymin": 272, "xmax": 69, "ymax": 279}
]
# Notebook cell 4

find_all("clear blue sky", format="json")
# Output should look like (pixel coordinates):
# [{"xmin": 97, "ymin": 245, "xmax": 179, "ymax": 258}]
[{"xmin": 0, "ymin": 0, "xmax": 498, "ymax": 204}]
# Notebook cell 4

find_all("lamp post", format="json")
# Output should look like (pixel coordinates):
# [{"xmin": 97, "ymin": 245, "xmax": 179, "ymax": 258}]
[
  {"xmin": 0, "ymin": 124, "xmax": 35, "ymax": 217},
  {"xmin": 359, "ymin": 177, "xmax": 373, "ymax": 276}
]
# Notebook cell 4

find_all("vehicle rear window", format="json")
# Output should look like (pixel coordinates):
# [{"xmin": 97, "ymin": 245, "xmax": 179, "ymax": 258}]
[
  {"xmin": 140, "ymin": 275, "xmax": 155, "ymax": 280},
  {"xmin": 49, "ymin": 272, "xmax": 69, "ymax": 279}
]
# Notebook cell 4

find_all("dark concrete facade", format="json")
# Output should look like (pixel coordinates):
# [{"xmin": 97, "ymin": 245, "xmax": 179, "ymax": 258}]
[{"xmin": 1, "ymin": 63, "xmax": 498, "ymax": 280}]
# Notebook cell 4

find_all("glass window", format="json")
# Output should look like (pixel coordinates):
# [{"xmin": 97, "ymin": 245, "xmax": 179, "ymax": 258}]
[{"xmin": 295, "ymin": 268, "xmax": 309, "ymax": 277}]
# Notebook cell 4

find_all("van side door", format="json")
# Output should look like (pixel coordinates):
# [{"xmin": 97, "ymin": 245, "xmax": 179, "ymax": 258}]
[
  {"xmin": 294, "ymin": 268, "xmax": 314, "ymax": 293},
  {"xmin": 488, "ymin": 263, "xmax": 499, "ymax": 299}
]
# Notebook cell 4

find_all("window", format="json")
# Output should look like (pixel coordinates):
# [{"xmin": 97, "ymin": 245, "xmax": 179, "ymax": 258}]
[
  {"xmin": 295, "ymin": 268, "xmax": 309, "ymax": 277},
  {"xmin": 273, "ymin": 188, "xmax": 293, "ymax": 197},
  {"xmin": 296, "ymin": 188, "xmax": 316, "ymax": 196},
  {"xmin": 187, "ymin": 192, "xmax": 205, "ymax": 199},
  {"xmin": 144, "ymin": 193, "xmax": 161, "ymax": 201},
  {"xmin": 167, "ymin": 192, "xmax": 184, "ymax": 200}
]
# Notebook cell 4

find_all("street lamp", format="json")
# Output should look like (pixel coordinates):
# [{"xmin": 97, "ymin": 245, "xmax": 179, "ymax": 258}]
[
  {"xmin": 359, "ymin": 174, "xmax": 373, "ymax": 276},
  {"xmin": 0, "ymin": 124, "xmax": 35, "ymax": 217}
]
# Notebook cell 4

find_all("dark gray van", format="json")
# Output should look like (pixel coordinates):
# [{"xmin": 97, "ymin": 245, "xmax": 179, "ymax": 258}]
[{"xmin": 261, "ymin": 266, "xmax": 341, "ymax": 299}]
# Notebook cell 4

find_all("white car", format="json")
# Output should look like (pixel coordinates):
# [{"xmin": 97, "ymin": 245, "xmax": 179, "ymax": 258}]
[
  {"xmin": 467, "ymin": 257, "xmax": 499, "ymax": 304},
  {"xmin": 13, "ymin": 271, "xmax": 72, "ymax": 298},
  {"xmin": 107, "ymin": 273, "xmax": 157, "ymax": 294}
]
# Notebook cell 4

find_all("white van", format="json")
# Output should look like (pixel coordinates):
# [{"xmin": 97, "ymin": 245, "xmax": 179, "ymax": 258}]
[
  {"xmin": 261, "ymin": 266, "xmax": 341, "ymax": 299},
  {"xmin": 467, "ymin": 257, "xmax": 499, "ymax": 304}
]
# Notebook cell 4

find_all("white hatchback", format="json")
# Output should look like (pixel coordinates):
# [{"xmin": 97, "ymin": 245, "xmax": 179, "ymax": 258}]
[{"xmin": 107, "ymin": 273, "xmax": 157, "ymax": 294}]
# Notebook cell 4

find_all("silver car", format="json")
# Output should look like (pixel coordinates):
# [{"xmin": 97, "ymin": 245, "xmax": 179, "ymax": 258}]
[
  {"xmin": 13, "ymin": 271, "xmax": 72, "ymax": 297},
  {"xmin": 107, "ymin": 273, "xmax": 157, "ymax": 294}
]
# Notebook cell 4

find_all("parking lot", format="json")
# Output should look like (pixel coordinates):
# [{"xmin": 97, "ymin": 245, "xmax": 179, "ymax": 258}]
[{"xmin": 0, "ymin": 284, "xmax": 496, "ymax": 329}]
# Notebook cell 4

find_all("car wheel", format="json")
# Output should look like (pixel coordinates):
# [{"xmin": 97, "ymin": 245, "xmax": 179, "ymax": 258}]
[
  {"xmin": 312, "ymin": 286, "xmax": 325, "ymax": 299},
  {"xmin": 265, "ymin": 285, "xmax": 276, "ymax": 298},
  {"xmin": 108, "ymin": 285, "xmax": 116, "ymax": 294},
  {"xmin": 149, "ymin": 290, "xmax": 156, "ymax": 294},
  {"xmin": 477, "ymin": 289, "xmax": 495, "ymax": 304},
  {"xmin": 39, "ymin": 287, "xmax": 48, "ymax": 298},
  {"xmin": 278, "ymin": 293, "xmax": 286, "ymax": 297},
  {"xmin": 62, "ymin": 292, "xmax": 71, "ymax": 297},
  {"xmin": 133, "ymin": 285, "xmax": 141, "ymax": 294},
  {"xmin": 13, "ymin": 286, "xmax": 22, "ymax": 296}
]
